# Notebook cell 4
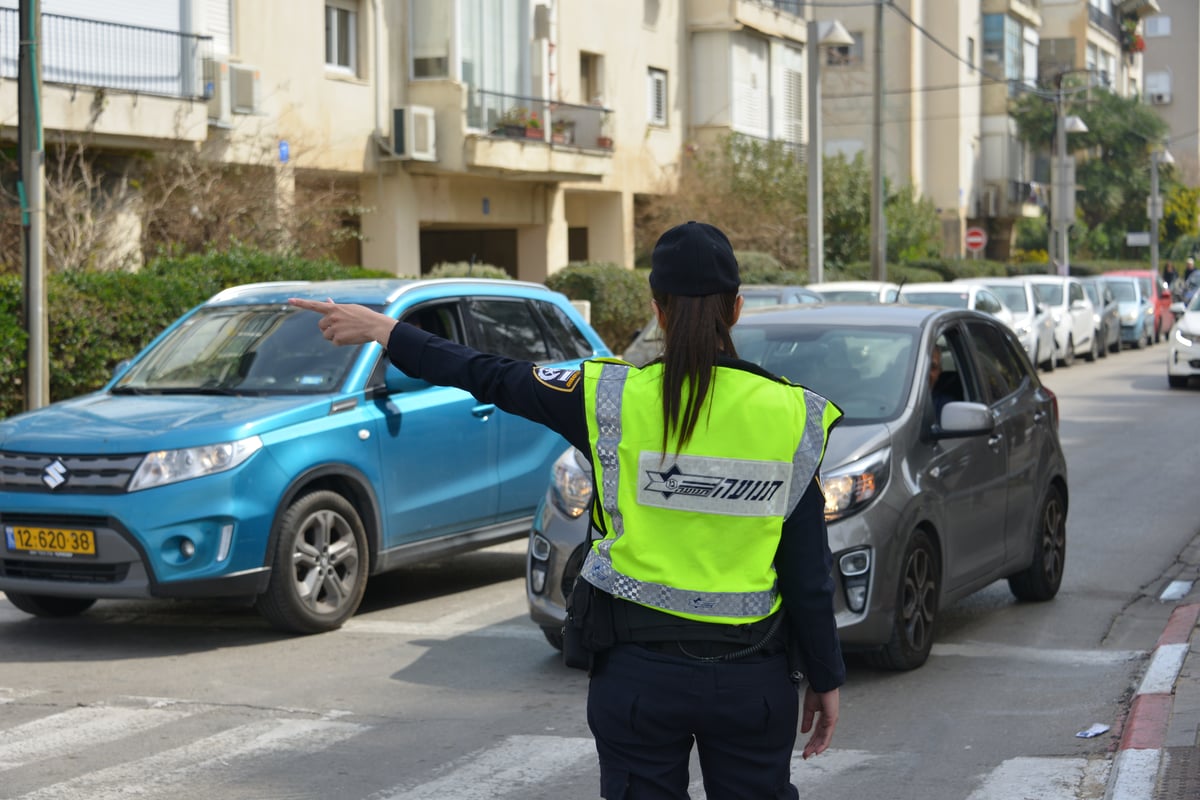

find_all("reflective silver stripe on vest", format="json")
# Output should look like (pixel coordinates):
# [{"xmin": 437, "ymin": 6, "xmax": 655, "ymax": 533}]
[
  {"xmin": 637, "ymin": 451, "xmax": 791, "ymax": 517},
  {"xmin": 581, "ymin": 549, "xmax": 776, "ymax": 618},
  {"xmin": 593, "ymin": 362, "xmax": 629, "ymax": 540},
  {"xmin": 786, "ymin": 389, "xmax": 834, "ymax": 518}
]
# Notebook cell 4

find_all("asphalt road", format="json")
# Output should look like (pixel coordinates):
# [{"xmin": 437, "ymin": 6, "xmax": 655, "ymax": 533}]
[{"xmin": 0, "ymin": 343, "xmax": 1197, "ymax": 799}]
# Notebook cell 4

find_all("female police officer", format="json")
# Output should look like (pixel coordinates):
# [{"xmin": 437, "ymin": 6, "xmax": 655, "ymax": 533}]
[{"xmin": 291, "ymin": 221, "xmax": 845, "ymax": 799}]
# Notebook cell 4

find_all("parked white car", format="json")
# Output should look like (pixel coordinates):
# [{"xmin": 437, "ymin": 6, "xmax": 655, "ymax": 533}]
[
  {"xmin": 1167, "ymin": 288, "xmax": 1200, "ymax": 388},
  {"xmin": 1027, "ymin": 276, "xmax": 1098, "ymax": 366},
  {"xmin": 807, "ymin": 280, "xmax": 904, "ymax": 303},
  {"xmin": 899, "ymin": 282, "xmax": 1015, "ymax": 329},
  {"xmin": 956, "ymin": 277, "xmax": 1058, "ymax": 371}
]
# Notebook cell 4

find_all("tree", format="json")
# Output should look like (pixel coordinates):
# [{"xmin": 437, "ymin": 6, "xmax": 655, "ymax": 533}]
[
  {"xmin": 1010, "ymin": 85, "xmax": 1187, "ymax": 260},
  {"xmin": 637, "ymin": 135, "xmax": 943, "ymax": 270}
]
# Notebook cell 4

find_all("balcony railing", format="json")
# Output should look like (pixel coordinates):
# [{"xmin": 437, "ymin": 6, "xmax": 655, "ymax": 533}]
[
  {"xmin": 1087, "ymin": 5, "xmax": 1121, "ymax": 39},
  {"xmin": 474, "ymin": 90, "xmax": 614, "ymax": 150},
  {"xmin": 0, "ymin": 9, "xmax": 213, "ymax": 100}
]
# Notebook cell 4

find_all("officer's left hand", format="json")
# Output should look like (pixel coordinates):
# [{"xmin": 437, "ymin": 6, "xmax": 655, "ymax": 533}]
[{"xmin": 800, "ymin": 686, "xmax": 839, "ymax": 759}]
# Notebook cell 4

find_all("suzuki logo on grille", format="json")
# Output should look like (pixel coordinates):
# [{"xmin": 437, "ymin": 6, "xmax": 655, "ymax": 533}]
[{"xmin": 43, "ymin": 459, "xmax": 68, "ymax": 489}]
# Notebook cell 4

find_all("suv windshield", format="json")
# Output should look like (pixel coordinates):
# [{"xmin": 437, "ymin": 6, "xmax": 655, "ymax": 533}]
[
  {"xmin": 732, "ymin": 324, "xmax": 915, "ymax": 421},
  {"xmin": 113, "ymin": 304, "xmax": 366, "ymax": 395}
]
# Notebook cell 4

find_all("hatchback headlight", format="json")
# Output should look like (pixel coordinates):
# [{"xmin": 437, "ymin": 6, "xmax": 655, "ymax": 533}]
[
  {"xmin": 1175, "ymin": 327, "xmax": 1196, "ymax": 347},
  {"xmin": 550, "ymin": 448, "xmax": 593, "ymax": 518},
  {"xmin": 821, "ymin": 447, "xmax": 890, "ymax": 522},
  {"xmin": 129, "ymin": 436, "xmax": 262, "ymax": 491}
]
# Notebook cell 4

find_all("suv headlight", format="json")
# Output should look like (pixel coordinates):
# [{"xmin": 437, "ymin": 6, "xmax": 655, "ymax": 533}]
[
  {"xmin": 550, "ymin": 447, "xmax": 593, "ymax": 518},
  {"xmin": 821, "ymin": 447, "xmax": 890, "ymax": 522},
  {"xmin": 129, "ymin": 436, "xmax": 263, "ymax": 491}
]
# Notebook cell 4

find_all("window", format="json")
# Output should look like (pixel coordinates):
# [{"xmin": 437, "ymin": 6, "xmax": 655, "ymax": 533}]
[
  {"xmin": 647, "ymin": 68, "xmax": 667, "ymax": 127},
  {"xmin": 1145, "ymin": 15, "xmax": 1171, "ymax": 37},
  {"xmin": 581, "ymin": 51, "xmax": 604, "ymax": 105},
  {"xmin": 826, "ymin": 32, "xmax": 864, "ymax": 67},
  {"xmin": 410, "ymin": 0, "xmax": 451, "ymax": 78},
  {"xmin": 325, "ymin": 1, "xmax": 358, "ymax": 74},
  {"xmin": 966, "ymin": 321, "xmax": 1026, "ymax": 402},
  {"xmin": 466, "ymin": 299, "xmax": 552, "ymax": 363}
]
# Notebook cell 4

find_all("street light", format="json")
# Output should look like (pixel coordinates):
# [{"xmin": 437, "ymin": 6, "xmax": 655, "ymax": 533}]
[
  {"xmin": 1150, "ymin": 144, "xmax": 1175, "ymax": 281},
  {"xmin": 1051, "ymin": 97, "xmax": 1088, "ymax": 275},
  {"xmin": 806, "ymin": 18, "xmax": 853, "ymax": 283}
]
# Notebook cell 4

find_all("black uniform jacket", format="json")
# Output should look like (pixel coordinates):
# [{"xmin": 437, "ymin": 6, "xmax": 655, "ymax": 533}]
[{"xmin": 385, "ymin": 322, "xmax": 846, "ymax": 693}]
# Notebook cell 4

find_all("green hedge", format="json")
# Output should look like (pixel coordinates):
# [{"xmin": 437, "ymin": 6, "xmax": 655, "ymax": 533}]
[
  {"xmin": 1, "ymin": 248, "xmax": 391, "ymax": 419},
  {"xmin": 546, "ymin": 262, "xmax": 651, "ymax": 352}
]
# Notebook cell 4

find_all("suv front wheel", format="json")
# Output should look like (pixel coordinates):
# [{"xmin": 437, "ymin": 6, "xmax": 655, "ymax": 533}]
[{"xmin": 256, "ymin": 490, "xmax": 369, "ymax": 634}]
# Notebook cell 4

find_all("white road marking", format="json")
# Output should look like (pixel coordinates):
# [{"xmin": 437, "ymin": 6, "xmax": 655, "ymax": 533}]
[
  {"xmin": 964, "ymin": 756, "xmax": 1110, "ymax": 799},
  {"xmin": 0, "ymin": 688, "xmax": 45, "ymax": 705},
  {"xmin": 369, "ymin": 735, "xmax": 596, "ymax": 800},
  {"xmin": 931, "ymin": 641, "xmax": 1143, "ymax": 665},
  {"xmin": 1107, "ymin": 748, "xmax": 1160, "ymax": 800},
  {"xmin": 11, "ymin": 718, "xmax": 366, "ymax": 800},
  {"xmin": 0, "ymin": 704, "xmax": 196, "ymax": 770},
  {"xmin": 1159, "ymin": 579, "xmax": 1194, "ymax": 601}
]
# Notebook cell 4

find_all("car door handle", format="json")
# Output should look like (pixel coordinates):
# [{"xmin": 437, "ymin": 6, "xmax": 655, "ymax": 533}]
[
  {"xmin": 472, "ymin": 404, "xmax": 496, "ymax": 419},
  {"xmin": 1033, "ymin": 411, "xmax": 1047, "ymax": 424},
  {"xmin": 987, "ymin": 434, "xmax": 1003, "ymax": 449}
]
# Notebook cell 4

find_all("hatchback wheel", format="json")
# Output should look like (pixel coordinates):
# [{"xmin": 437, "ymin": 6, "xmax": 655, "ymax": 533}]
[
  {"xmin": 3, "ymin": 592, "xmax": 96, "ymax": 617},
  {"xmin": 1061, "ymin": 336, "xmax": 1075, "ymax": 367},
  {"xmin": 867, "ymin": 530, "xmax": 938, "ymax": 671},
  {"xmin": 542, "ymin": 626, "xmax": 565, "ymax": 651},
  {"xmin": 1007, "ymin": 485, "xmax": 1066, "ymax": 602},
  {"xmin": 1098, "ymin": 327, "xmax": 1109, "ymax": 358},
  {"xmin": 1085, "ymin": 333, "xmax": 1098, "ymax": 362},
  {"xmin": 256, "ymin": 490, "xmax": 369, "ymax": 634},
  {"xmin": 1168, "ymin": 375, "xmax": 1188, "ymax": 388}
]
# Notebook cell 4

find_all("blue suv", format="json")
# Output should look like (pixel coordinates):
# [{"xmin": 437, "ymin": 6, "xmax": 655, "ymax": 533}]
[{"xmin": 0, "ymin": 279, "xmax": 608, "ymax": 632}]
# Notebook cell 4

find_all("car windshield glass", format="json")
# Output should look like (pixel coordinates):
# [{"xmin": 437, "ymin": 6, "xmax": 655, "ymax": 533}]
[
  {"xmin": 1109, "ymin": 281, "xmax": 1137, "ymax": 301},
  {"xmin": 902, "ymin": 291, "xmax": 968, "ymax": 308},
  {"xmin": 741, "ymin": 294, "xmax": 785, "ymax": 309},
  {"xmin": 113, "ymin": 304, "xmax": 369, "ymax": 395},
  {"xmin": 987, "ymin": 285, "xmax": 1028, "ymax": 311},
  {"xmin": 819, "ymin": 290, "xmax": 878, "ymax": 302},
  {"xmin": 1032, "ymin": 283, "xmax": 1063, "ymax": 305},
  {"xmin": 732, "ymin": 324, "xmax": 915, "ymax": 422}
]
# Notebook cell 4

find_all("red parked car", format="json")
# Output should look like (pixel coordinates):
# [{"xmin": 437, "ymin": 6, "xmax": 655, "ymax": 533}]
[{"xmin": 1106, "ymin": 269, "xmax": 1173, "ymax": 343}]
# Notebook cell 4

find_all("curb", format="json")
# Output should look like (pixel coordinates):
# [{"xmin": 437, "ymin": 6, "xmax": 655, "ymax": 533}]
[{"xmin": 1105, "ymin": 602, "xmax": 1200, "ymax": 800}]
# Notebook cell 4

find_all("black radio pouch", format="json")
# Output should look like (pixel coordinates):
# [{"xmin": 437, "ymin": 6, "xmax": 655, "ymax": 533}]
[{"xmin": 562, "ymin": 578, "xmax": 616, "ymax": 672}]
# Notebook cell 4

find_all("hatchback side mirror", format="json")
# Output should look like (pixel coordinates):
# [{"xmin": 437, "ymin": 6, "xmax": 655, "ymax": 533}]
[{"xmin": 931, "ymin": 401, "xmax": 994, "ymax": 440}]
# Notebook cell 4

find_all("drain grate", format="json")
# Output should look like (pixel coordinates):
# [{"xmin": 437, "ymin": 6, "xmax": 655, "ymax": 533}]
[{"xmin": 1158, "ymin": 746, "xmax": 1200, "ymax": 800}]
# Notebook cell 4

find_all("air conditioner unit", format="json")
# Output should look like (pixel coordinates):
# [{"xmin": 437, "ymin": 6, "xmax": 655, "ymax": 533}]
[
  {"xmin": 202, "ymin": 57, "xmax": 231, "ymax": 125},
  {"xmin": 1150, "ymin": 92, "xmax": 1172, "ymax": 105},
  {"xmin": 392, "ymin": 106, "xmax": 437, "ymax": 161},
  {"xmin": 229, "ymin": 64, "xmax": 261, "ymax": 114}
]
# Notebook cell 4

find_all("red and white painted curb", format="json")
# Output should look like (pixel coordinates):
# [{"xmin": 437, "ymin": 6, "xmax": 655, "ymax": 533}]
[{"xmin": 1106, "ymin": 602, "xmax": 1200, "ymax": 800}]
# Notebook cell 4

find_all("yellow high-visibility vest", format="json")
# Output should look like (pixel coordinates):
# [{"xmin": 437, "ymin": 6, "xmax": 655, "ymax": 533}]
[{"xmin": 579, "ymin": 359, "xmax": 841, "ymax": 625}]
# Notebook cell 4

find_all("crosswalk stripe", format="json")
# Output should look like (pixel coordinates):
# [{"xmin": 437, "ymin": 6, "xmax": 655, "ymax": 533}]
[
  {"xmin": 370, "ymin": 735, "xmax": 596, "ymax": 800},
  {"xmin": 12, "ymin": 718, "xmax": 366, "ymax": 800},
  {"xmin": 0, "ymin": 688, "xmax": 44, "ymax": 705},
  {"xmin": 0, "ymin": 704, "xmax": 195, "ymax": 770},
  {"xmin": 964, "ymin": 756, "xmax": 1110, "ymax": 800}
]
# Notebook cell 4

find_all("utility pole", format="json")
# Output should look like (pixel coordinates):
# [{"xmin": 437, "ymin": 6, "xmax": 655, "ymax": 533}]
[
  {"xmin": 19, "ymin": 0, "xmax": 48, "ymax": 410},
  {"xmin": 869, "ymin": 0, "xmax": 886, "ymax": 280}
]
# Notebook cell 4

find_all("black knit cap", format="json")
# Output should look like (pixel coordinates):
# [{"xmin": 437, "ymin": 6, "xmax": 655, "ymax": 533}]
[{"xmin": 649, "ymin": 221, "xmax": 740, "ymax": 297}]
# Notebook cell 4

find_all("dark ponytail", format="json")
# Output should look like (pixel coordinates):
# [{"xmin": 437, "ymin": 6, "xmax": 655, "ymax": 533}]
[{"xmin": 652, "ymin": 289, "xmax": 739, "ymax": 454}]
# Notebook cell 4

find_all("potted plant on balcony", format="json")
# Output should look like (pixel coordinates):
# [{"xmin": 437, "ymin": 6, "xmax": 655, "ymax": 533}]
[
  {"xmin": 524, "ymin": 111, "xmax": 544, "ymax": 140},
  {"xmin": 596, "ymin": 114, "xmax": 614, "ymax": 149},
  {"xmin": 496, "ymin": 106, "xmax": 531, "ymax": 138},
  {"xmin": 551, "ymin": 118, "xmax": 575, "ymax": 145}
]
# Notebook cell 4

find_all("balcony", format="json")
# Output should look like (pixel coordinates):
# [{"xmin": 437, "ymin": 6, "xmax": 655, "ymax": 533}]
[
  {"xmin": 460, "ymin": 91, "xmax": 613, "ymax": 182},
  {"xmin": 688, "ymin": 0, "xmax": 807, "ymax": 41},
  {"xmin": 0, "ymin": 9, "xmax": 213, "ymax": 143}
]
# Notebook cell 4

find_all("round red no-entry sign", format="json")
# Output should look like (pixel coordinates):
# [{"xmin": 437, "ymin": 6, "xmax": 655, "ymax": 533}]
[{"xmin": 965, "ymin": 227, "xmax": 988, "ymax": 252}]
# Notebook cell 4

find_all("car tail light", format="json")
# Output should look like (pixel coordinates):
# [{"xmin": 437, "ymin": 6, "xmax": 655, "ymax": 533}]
[{"xmin": 1044, "ymin": 386, "xmax": 1059, "ymax": 431}]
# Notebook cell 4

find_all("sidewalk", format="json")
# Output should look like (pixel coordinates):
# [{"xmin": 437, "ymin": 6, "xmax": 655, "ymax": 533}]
[{"xmin": 1105, "ymin": 596, "xmax": 1200, "ymax": 800}]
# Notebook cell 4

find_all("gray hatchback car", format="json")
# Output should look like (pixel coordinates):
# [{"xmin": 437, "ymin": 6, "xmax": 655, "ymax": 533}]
[{"xmin": 526, "ymin": 304, "xmax": 1068, "ymax": 670}]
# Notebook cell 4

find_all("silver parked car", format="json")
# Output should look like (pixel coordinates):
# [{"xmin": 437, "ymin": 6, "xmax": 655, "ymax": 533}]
[
  {"xmin": 1081, "ymin": 276, "xmax": 1121, "ymax": 358},
  {"xmin": 527, "ymin": 304, "xmax": 1069, "ymax": 671}
]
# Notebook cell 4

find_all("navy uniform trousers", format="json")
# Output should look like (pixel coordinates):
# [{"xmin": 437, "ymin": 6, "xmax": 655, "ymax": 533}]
[{"xmin": 587, "ymin": 642, "xmax": 801, "ymax": 800}]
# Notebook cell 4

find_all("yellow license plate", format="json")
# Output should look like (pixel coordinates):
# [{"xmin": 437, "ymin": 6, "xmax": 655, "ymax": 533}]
[{"xmin": 5, "ymin": 525, "xmax": 97, "ymax": 557}]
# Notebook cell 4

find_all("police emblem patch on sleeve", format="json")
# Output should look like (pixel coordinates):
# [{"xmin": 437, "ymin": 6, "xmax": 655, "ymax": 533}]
[{"xmin": 533, "ymin": 366, "xmax": 581, "ymax": 392}]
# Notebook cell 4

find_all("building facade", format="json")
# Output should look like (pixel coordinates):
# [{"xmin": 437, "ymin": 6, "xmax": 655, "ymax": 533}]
[
  {"xmin": 0, "ymin": 0, "xmax": 816, "ymax": 281},
  {"xmin": 1141, "ymin": 0, "xmax": 1200, "ymax": 181}
]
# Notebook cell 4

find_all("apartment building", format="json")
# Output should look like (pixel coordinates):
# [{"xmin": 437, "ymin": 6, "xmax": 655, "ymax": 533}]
[
  {"xmin": 0, "ymin": 0, "xmax": 816, "ymax": 280},
  {"xmin": 813, "ymin": 0, "xmax": 1157, "ymax": 260},
  {"xmin": 1142, "ymin": 0, "xmax": 1200, "ymax": 181}
]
